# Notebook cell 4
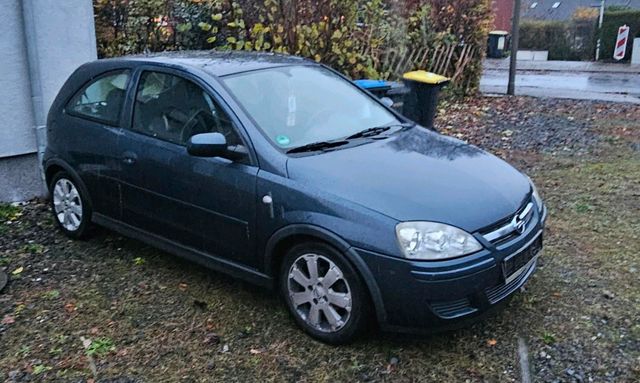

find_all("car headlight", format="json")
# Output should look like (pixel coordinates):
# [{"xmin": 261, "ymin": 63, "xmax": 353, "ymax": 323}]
[
  {"xmin": 529, "ymin": 178, "xmax": 544, "ymax": 212},
  {"xmin": 395, "ymin": 222, "xmax": 483, "ymax": 260}
]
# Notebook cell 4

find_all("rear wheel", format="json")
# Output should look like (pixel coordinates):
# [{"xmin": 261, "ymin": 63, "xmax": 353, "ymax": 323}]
[
  {"xmin": 280, "ymin": 242, "xmax": 369, "ymax": 344},
  {"xmin": 49, "ymin": 172, "xmax": 92, "ymax": 239}
]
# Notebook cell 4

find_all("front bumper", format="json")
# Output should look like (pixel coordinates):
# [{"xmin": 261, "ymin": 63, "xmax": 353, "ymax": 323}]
[{"xmin": 357, "ymin": 205, "xmax": 547, "ymax": 332}]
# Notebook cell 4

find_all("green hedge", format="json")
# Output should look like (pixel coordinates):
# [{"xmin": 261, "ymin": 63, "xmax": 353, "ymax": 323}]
[
  {"xmin": 519, "ymin": 19, "xmax": 597, "ymax": 61},
  {"xmin": 94, "ymin": 0, "xmax": 494, "ymax": 95},
  {"xmin": 519, "ymin": 20, "xmax": 571, "ymax": 60},
  {"xmin": 600, "ymin": 9, "xmax": 640, "ymax": 61}
]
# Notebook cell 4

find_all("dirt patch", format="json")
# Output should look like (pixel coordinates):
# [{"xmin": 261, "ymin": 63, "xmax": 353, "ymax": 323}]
[{"xmin": 1, "ymin": 96, "xmax": 639, "ymax": 382}]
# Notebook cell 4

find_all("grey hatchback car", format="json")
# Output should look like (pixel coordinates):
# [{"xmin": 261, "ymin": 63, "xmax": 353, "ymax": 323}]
[{"xmin": 44, "ymin": 51, "xmax": 546, "ymax": 344}]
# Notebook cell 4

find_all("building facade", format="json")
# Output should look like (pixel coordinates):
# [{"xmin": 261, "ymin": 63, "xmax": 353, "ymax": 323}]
[
  {"xmin": 0, "ymin": 0, "xmax": 96, "ymax": 202},
  {"xmin": 521, "ymin": 0, "xmax": 640, "ymax": 21},
  {"xmin": 492, "ymin": 0, "xmax": 514, "ymax": 32}
]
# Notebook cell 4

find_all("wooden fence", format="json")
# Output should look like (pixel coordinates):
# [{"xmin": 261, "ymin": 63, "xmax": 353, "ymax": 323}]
[{"xmin": 377, "ymin": 42, "xmax": 479, "ymax": 91}]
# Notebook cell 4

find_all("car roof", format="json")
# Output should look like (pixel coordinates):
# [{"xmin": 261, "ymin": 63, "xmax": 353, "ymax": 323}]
[{"xmin": 115, "ymin": 50, "xmax": 314, "ymax": 77}]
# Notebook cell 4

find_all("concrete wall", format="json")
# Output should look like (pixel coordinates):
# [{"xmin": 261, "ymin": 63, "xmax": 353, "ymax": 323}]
[
  {"xmin": 0, "ymin": 0, "xmax": 97, "ymax": 202},
  {"xmin": 633, "ymin": 38, "xmax": 640, "ymax": 65},
  {"xmin": 0, "ymin": 154, "xmax": 43, "ymax": 203}
]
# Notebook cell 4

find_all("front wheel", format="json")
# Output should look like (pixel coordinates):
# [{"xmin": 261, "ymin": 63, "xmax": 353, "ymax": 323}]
[
  {"xmin": 280, "ymin": 242, "xmax": 370, "ymax": 344},
  {"xmin": 49, "ymin": 172, "xmax": 92, "ymax": 239}
]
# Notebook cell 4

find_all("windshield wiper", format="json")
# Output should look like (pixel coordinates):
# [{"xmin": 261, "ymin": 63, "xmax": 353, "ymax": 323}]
[
  {"xmin": 286, "ymin": 122, "xmax": 414, "ymax": 154},
  {"xmin": 346, "ymin": 122, "xmax": 415, "ymax": 140},
  {"xmin": 286, "ymin": 140, "xmax": 349, "ymax": 154}
]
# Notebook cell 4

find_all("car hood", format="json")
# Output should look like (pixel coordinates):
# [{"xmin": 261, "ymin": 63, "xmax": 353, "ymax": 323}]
[{"xmin": 286, "ymin": 128, "xmax": 531, "ymax": 232}]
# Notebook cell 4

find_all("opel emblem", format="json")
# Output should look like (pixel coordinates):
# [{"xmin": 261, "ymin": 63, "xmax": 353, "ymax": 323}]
[{"xmin": 513, "ymin": 214, "xmax": 526, "ymax": 234}]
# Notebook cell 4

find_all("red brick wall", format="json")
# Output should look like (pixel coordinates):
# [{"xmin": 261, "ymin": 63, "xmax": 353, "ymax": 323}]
[{"xmin": 492, "ymin": 0, "xmax": 513, "ymax": 32}]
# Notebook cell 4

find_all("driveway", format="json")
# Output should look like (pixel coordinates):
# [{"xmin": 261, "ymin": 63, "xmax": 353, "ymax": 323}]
[{"xmin": 481, "ymin": 59, "xmax": 640, "ymax": 104}]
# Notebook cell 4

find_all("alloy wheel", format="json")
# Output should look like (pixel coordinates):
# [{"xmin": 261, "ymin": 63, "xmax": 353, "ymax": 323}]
[
  {"xmin": 286, "ymin": 253, "xmax": 353, "ymax": 333},
  {"xmin": 52, "ymin": 178, "xmax": 83, "ymax": 232}
]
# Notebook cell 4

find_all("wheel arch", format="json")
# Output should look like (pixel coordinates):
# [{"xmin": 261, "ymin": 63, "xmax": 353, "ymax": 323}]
[
  {"xmin": 264, "ymin": 224, "xmax": 387, "ymax": 324},
  {"xmin": 44, "ymin": 159, "xmax": 93, "ymax": 210}
]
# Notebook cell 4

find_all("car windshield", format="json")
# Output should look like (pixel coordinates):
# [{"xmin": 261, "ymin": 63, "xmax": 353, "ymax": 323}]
[{"xmin": 221, "ymin": 65, "xmax": 400, "ymax": 150}]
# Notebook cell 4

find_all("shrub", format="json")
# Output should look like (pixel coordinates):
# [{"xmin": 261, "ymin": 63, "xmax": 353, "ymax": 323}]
[
  {"xmin": 196, "ymin": 0, "xmax": 417, "ymax": 79},
  {"xmin": 519, "ymin": 15, "xmax": 597, "ymax": 61},
  {"xmin": 571, "ymin": 7, "xmax": 598, "ymax": 61},
  {"xmin": 427, "ymin": 0, "xmax": 493, "ymax": 92},
  {"xmin": 600, "ymin": 8, "xmax": 640, "ymax": 61},
  {"xmin": 94, "ymin": 0, "xmax": 494, "ymax": 95},
  {"xmin": 94, "ymin": 0, "xmax": 218, "ymax": 56},
  {"xmin": 519, "ymin": 20, "xmax": 572, "ymax": 59}
]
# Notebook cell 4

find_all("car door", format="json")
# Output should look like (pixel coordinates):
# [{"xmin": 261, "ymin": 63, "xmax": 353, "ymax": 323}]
[
  {"xmin": 118, "ymin": 68, "xmax": 258, "ymax": 266},
  {"xmin": 60, "ymin": 69, "xmax": 131, "ymax": 219}
]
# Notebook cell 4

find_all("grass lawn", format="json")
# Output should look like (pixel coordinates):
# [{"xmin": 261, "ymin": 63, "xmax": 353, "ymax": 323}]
[{"xmin": 1, "ymin": 96, "xmax": 638, "ymax": 382}]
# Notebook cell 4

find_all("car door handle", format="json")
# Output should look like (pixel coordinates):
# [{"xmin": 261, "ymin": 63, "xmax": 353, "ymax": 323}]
[{"xmin": 121, "ymin": 152, "xmax": 137, "ymax": 165}]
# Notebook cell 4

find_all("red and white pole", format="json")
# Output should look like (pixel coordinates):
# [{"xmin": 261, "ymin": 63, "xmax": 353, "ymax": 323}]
[{"xmin": 613, "ymin": 25, "xmax": 630, "ymax": 61}]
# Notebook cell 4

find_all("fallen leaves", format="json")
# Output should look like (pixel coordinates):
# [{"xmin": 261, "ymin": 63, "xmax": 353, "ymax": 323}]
[
  {"xmin": 11, "ymin": 267, "xmax": 23, "ymax": 275},
  {"xmin": 434, "ymin": 95, "xmax": 614, "ymax": 158},
  {"xmin": 81, "ymin": 336, "xmax": 92, "ymax": 349},
  {"xmin": 383, "ymin": 356, "xmax": 400, "ymax": 374},
  {"xmin": 64, "ymin": 302, "xmax": 77, "ymax": 313},
  {"xmin": 2, "ymin": 315, "xmax": 15, "ymax": 325},
  {"xmin": 203, "ymin": 332, "xmax": 220, "ymax": 345},
  {"xmin": 487, "ymin": 338, "xmax": 498, "ymax": 347},
  {"xmin": 0, "ymin": 205, "xmax": 23, "ymax": 223}
]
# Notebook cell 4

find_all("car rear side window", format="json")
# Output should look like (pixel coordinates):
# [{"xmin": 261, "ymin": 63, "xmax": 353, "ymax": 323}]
[
  {"xmin": 132, "ymin": 71, "xmax": 242, "ymax": 147},
  {"xmin": 66, "ymin": 70, "xmax": 130, "ymax": 125}
]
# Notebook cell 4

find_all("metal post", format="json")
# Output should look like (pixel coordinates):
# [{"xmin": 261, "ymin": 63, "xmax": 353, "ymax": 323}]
[
  {"xmin": 21, "ymin": 0, "xmax": 47, "ymax": 180},
  {"xmin": 595, "ymin": 0, "xmax": 605, "ymax": 61},
  {"xmin": 507, "ymin": 0, "xmax": 522, "ymax": 95}
]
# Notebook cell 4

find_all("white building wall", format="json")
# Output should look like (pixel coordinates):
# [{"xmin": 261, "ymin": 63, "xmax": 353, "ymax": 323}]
[
  {"xmin": 0, "ymin": 1, "xmax": 38, "ymax": 157},
  {"xmin": 25, "ymin": 0, "xmax": 98, "ymax": 127},
  {"xmin": 0, "ymin": 0, "xmax": 96, "ymax": 202}
]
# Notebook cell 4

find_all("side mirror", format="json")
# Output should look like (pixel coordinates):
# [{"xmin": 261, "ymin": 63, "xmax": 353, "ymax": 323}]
[
  {"xmin": 187, "ymin": 133, "xmax": 227, "ymax": 157},
  {"xmin": 380, "ymin": 97, "xmax": 394, "ymax": 108}
]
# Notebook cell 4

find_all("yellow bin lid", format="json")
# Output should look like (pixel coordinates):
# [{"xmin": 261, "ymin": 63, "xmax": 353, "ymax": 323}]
[{"xmin": 402, "ymin": 70, "xmax": 450, "ymax": 85}]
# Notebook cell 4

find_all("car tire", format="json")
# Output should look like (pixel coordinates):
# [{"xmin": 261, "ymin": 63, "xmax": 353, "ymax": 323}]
[
  {"xmin": 280, "ymin": 241, "xmax": 370, "ymax": 344},
  {"xmin": 49, "ymin": 171, "xmax": 92, "ymax": 239}
]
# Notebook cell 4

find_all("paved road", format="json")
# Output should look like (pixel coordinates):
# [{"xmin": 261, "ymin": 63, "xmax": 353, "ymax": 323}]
[
  {"xmin": 480, "ymin": 69, "xmax": 640, "ymax": 104},
  {"xmin": 484, "ymin": 58, "xmax": 640, "ymax": 73}
]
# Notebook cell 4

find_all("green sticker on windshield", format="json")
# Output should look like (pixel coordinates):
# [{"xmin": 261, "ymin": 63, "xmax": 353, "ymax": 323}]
[{"xmin": 276, "ymin": 135, "xmax": 291, "ymax": 146}]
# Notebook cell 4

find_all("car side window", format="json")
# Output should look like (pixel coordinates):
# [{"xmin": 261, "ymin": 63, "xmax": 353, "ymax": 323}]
[
  {"xmin": 132, "ymin": 71, "xmax": 243, "ymax": 148},
  {"xmin": 66, "ymin": 70, "xmax": 131, "ymax": 125}
]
